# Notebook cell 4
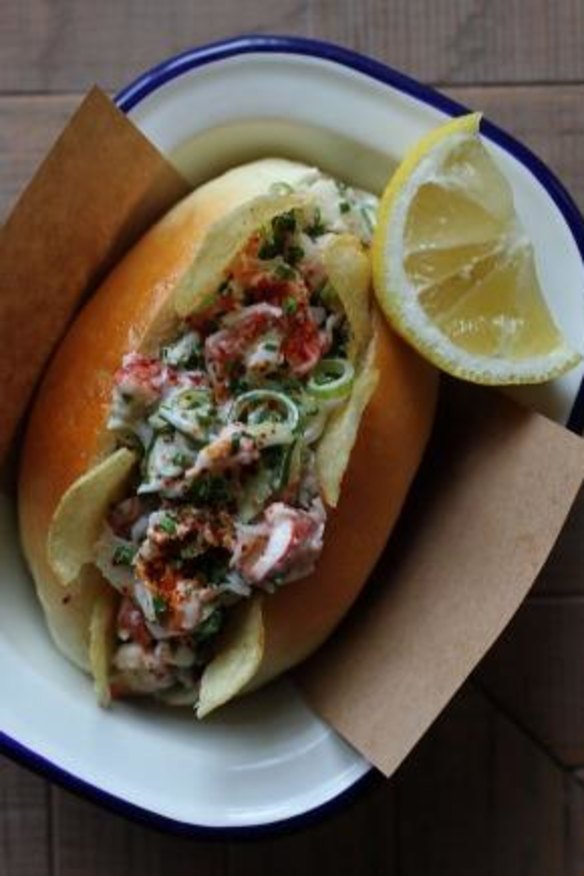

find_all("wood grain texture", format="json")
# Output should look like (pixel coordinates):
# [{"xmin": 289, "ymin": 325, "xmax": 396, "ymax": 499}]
[
  {"xmin": 477, "ymin": 600, "xmax": 584, "ymax": 766},
  {"xmin": 566, "ymin": 778, "xmax": 584, "ymax": 876},
  {"xmin": 530, "ymin": 487, "xmax": 584, "ymax": 596},
  {"xmin": 0, "ymin": 95, "xmax": 79, "ymax": 222},
  {"xmin": 226, "ymin": 780, "xmax": 396, "ymax": 875},
  {"xmin": 51, "ymin": 786, "xmax": 225, "ymax": 875},
  {"xmin": 0, "ymin": 0, "xmax": 308, "ymax": 93},
  {"xmin": 396, "ymin": 687, "xmax": 566, "ymax": 876},
  {"xmin": 444, "ymin": 84, "xmax": 584, "ymax": 215},
  {"xmin": 3, "ymin": 0, "xmax": 584, "ymax": 92},
  {"xmin": 0, "ymin": 758, "xmax": 50, "ymax": 876},
  {"xmin": 309, "ymin": 0, "xmax": 584, "ymax": 85}
]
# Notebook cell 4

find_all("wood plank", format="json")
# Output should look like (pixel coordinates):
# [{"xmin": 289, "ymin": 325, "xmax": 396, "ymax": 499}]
[
  {"xmin": 0, "ymin": 0, "xmax": 308, "ymax": 94},
  {"xmin": 445, "ymin": 84, "xmax": 584, "ymax": 216},
  {"xmin": 2, "ymin": 0, "xmax": 584, "ymax": 92},
  {"xmin": 309, "ymin": 0, "xmax": 584, "ymax": 85},
  {"xmin": 226, "ymin": 779, "xmax": 396, "ymax": 876},
  {"xmin": 477, "ymin": 600, "xmax": 584, "ymax": 767},
  {"xmin": 566, "ymin": 775, "xmax": 584, "ymax": 876},
  {"xmin": 0, "ymin": 94, "xmax": 80, "ymax": 221},
  {"xmin": 396, "ymin": 686, "xmax": 566, "ymax": 875},
  {"xmin": 51, "ymin": 785, "xmax": 225, "ymax": 876},
  {"xmin": 0, "ymin": 756, "xmax": 51, "ymax": 876},
  {"xmin": 529, "ymin": 487, "xmax": 584, "ymax": 596}
]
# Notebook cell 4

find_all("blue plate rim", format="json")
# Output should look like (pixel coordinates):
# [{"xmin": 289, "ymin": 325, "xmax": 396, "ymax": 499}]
[
  {"xmin": 0, "ymin": 726, "xmax": 381, "ymax": 839},
  {"xmin": 4, "ymin": 33, "xmax": 584, "ymax": 840}
]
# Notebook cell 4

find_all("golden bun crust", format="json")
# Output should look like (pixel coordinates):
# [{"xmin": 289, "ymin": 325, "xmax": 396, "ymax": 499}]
[{"xmin": 18, "ymin": 157, "xmax": 437, "ymax": 692}]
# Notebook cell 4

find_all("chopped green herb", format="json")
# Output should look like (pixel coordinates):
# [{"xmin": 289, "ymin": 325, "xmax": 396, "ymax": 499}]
[
  {"xmin": 272, "ymin": 211, "xmax": 296, "ymax": 235},
  {"xmin": 261, "ymin": 443, "xmax": 295, "ymax": 490},
  {"xmin": 329, "ymin": 322, "xmax": 349, "ymax": 358},
  {"xmin": 153, "ymin": 594, "xmax": 167, "ymax": 618},
  {"xmin": 274, "ymin": 262, "xmax": 296, "ymax": 280},
  {"xmin": 258, "ymin": 211, "xmax": 297, "ymax": 260},
  {"xmin": 217, "ymin": 276, "xmax": 231, "ymax": 296},
  {"xmin": 173, "ymin": 452, "xmax": 191, "ymax": 468},
  {"xmin": 121, "ymin": 392, "xmax": 133, "ymax": 404},
  {"xmin": 190, "ymin": 474, "xmax": 232, "ymax": 507},
  {"xmin": 360, "ymin": 205, "xmax": 375, "ymax": 234},
  {"xmin": 258, "ymin": 240, "xmax": 279, "ymax": 260},
  {"xmin": 339, "ymin": 201, "xmax": 351, "ymax": 214},
  {"xmin": 159, "ymin": 514, "xmax": 177, "ymax": 536},
  {"xmin": 112, "ymin": 545, "xmax": 136, "ymax": 567},
  {"xmin": 306, "ymin": 207, "xmax": 326, "ymax": 238},
  {"xmin": 263, "ymin": 342, "xmax": 279, "ymax": 352},
  {"xmin": 230, "ymin": 433, "xmax": 242, "ymax": 453},
  {"xmin": 195, "ymin": 607, "xmax": 225, "ymax": 642},
  {"xmin": 263, "ymin": 445, "xmax": 284, "ymax": 470},
  {"xmin": 197, "ymin": 550, "xmax": 230, "ymax": 585},
  {"xmin": 180, "ymin": 541, "xmax": 202, "ymax": 560},
  {"xmin": 276, "ymin": 376, "xmax": 303, "ymax": 394},
  {"xmin": 183, "ymin": 350, "xmax": 204, "ymax": 369},
  {"xmin": 229, "ymin": 375, "xmax": 250, "ymax": 394},
  {"xmin": 287, "ymin": 244, "xmax": 304, "ymax": 265},
  {"xmin": 277, "ymin": 440, "xmax": 296, "ymax": 490},
  {"xmin": 283, "ymin": 296, "xmax": 298, "ymax": 315}
]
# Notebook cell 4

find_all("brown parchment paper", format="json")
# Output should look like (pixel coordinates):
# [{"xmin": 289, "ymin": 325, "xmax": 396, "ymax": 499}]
[
  {"xmin": 0, "ymin": 87, "xmax": 190, "ymax": 462},
  {"xmin": 297, "ymin": 382, "xmax": 584, "ymax": 775},
  {"xmin": 2, "ymin": 91, "xmax": 584, "ymax": 777}
]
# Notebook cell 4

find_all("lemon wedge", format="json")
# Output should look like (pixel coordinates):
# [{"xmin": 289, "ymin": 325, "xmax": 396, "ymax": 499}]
[{"xmin": 372, "ymin": 113, "xmax": 581, "ymax": 384}]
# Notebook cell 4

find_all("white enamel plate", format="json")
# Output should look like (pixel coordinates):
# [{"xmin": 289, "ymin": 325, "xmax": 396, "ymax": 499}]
[{"xmin": 2, "ymin": 36, "xmax": 583, "ymax": 835}]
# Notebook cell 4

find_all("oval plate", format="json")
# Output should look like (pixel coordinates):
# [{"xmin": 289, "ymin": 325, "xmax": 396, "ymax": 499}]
[{"xmin": 1, "ymin": 36, "xmax": 583, "ymax": 837}]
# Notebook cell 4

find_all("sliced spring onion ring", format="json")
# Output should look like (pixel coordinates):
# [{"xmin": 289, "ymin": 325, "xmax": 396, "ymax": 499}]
[
  {"xmin": 242, "ymin": 422, "xmax": 295, "ymax": 448},
  {"xmin": 307, "ymin": 359, "xmax": 354, "ymax": 400},
  {"xmin": 229, "ymin": 390, "xmax": 300, "ymax": 433}
]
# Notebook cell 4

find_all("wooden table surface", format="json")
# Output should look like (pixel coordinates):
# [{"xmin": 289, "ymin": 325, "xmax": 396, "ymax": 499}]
[{"xmin": 3, "ymin": 2, "xmax": 584, "ymax": 873}]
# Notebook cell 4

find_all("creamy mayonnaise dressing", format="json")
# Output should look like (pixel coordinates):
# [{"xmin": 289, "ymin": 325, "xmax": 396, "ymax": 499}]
[{"xmin": 97, "ymin": 173, "xmax": 378, "ymax": 701}]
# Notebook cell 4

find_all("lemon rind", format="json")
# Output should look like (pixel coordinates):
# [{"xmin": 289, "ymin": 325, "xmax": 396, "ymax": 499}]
[{"xmin": 372, "ymin": 114, "xmax": 582, "ymax": 386}]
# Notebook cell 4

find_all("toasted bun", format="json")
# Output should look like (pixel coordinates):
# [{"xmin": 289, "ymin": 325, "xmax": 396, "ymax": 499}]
[{"xmin": 18, "ymin": 158, "xmax": 437, "ymax": 690}]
